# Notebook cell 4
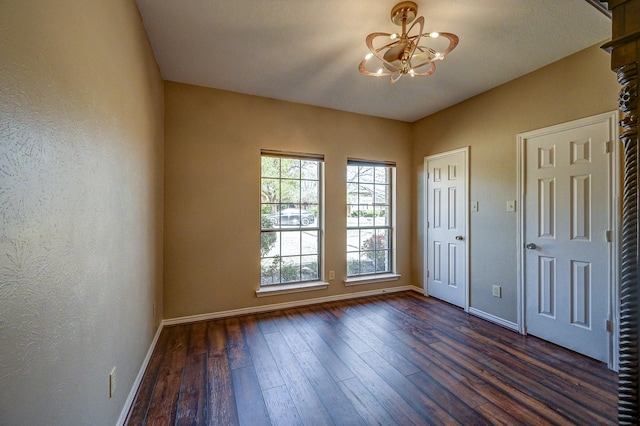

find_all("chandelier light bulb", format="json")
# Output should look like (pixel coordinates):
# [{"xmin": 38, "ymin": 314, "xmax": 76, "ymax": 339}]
[{"xmin": 358, "ymin": 1, "xmax": 458, "ymax": 83}]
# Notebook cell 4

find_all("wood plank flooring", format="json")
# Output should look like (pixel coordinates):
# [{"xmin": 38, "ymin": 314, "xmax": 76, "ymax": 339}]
[{"xmin": 125, "ymin": 291, "xmax": 618, "ymax": 425}]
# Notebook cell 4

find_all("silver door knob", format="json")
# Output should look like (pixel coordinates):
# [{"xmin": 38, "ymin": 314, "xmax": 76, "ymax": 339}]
[
  {"xmin": 455, "ymin": 236, "xmax": 464, "ymax": 241},
  {"xmin": 526, "ymin": 243, "xmax": 537, "ymax": 250}
]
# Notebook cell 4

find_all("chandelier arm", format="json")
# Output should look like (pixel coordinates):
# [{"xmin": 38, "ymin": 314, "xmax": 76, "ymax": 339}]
[
  {"xmin": 358, "ymin": 60, "xmax": 400, "ymax": 77},
  {"xmin": 365, "ymin": 32, "xmax": 403, "ymax": 72},
  {"xmin": 427, "ymin": 32, "xmax": 459, "ymax": 57},
  {"xmin": 409, "ymin": 61, "xmax": 436, "ymax": 76},
  {"xmin": 390, "ymin": 73, "xmax": 403, "ymax": 84},
  {"xmin": 405, "ymin": 16, "xmax": 425, "ymax": 61}
]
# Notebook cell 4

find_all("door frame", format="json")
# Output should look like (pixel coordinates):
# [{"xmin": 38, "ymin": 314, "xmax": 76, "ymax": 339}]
[
  {"xmin": 424, "ymin": 146, "xmax": 470, "ymax": 312},
  {"xmin": 516, "ymin": 111, "xmax": 619, "ymax": 369}
]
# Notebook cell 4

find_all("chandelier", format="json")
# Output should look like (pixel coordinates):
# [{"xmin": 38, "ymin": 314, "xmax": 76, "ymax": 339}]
[{"xmin": 359, "ymin": 1, "xmax": 458, "ymax": 83}]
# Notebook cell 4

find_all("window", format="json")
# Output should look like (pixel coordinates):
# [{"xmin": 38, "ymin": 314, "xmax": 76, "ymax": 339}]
[
  {"xmin": 260, "ymin": 151, "xmax": 323, "ymax": 286},
  {"xmin": 346, "ymin": 160, "xmax": 395, "ymax": 277}
]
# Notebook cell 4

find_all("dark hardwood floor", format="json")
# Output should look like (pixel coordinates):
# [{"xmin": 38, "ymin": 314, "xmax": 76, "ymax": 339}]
[{"xmin": 125, "ymin": 291, "xmax": 618, "ymax": 425}]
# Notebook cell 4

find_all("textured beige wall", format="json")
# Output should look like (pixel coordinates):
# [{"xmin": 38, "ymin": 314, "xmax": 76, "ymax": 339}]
[
  {"xmin": 0, "ymin": 1, "xmax": 164, "ymax": 425},
  {"xmin": 412, "ymin": 44, "xmax": 619, "ymax": 323},
  {"xmin": 164, "ymin": 82, "xmax": 412, "ymax": 319}
]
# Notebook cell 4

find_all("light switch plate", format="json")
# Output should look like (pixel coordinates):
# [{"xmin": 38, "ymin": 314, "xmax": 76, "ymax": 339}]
[
  {"xmin": 471, "ymin": 201, "xmax": 478, "ymax": 212},
  {"xmin": 492, "ymin": 285, "xmax": 502, "ymax": 298},
  {"xmin": 506, "ymin": 200, "xmax": 516, "ymax": 212}
]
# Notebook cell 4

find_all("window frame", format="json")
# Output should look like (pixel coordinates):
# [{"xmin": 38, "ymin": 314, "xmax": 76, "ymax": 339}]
[
  {"xmin": 345, "ymin": 159, "xmax": 400, "ymax": 285},
  {"xmin": 257, "ymin": 150, "xmax": 328, "ymax": 296}
]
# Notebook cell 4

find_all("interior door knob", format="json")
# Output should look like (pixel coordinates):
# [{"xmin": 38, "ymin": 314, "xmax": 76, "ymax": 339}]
[
  {"xmin": 455, "ymin": 236, "xmax": 464, "ymax": 241},
  {"xmin": 526, "ymin": 243, "xmax": 537, "ymax": 250}
]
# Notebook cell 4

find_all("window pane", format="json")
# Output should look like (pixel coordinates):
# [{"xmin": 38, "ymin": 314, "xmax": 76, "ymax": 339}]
[
  {"xmin": 359, "ymin": 183, "xmax": 374, "ymax": 201},
  {"xmin": 301, "ymin": 255, "xmax": 319, "ymax": 280},
  {"xmin": 262, "ymin": 178, "xmax": 281, "ymax": 204},
  {"xmin": 280, "ymin": 257, "xmax": 301, "ymax": 283},
  {"xmin": 281, "ymin": 180, "xmax": 301, "ymax": 204},
  {"xmin": 374, "ymin": 184, "xmax": 390, "ymax": 204},
  {"xmin": 359, "ymin": 166, "xmax": 374, "ymax": 183},
  {"xmin": 261, "ymin": 258, "xmax": 280, "ymax": 285},
  {"xmin": 357, "ymin": 206, "xmax": 374, "ymax": 228},
  {"xmin": 347, "ymin": 183, "xmax": 359, "ymax": 204},
  {"xmin": 376, "ymin": 250, "xmax": 390, "ymax": 272},
  {"xmin": 347, "ymin": 229, "xmax": 359, "ymax": 252},
  {"xmin": 281, "ymin": 158, "xmax": 300, "ymax": 179},
  {"xmin": 373, "ymin": 207, "xmax": 389, "ymax": 226},
  {"xmin": 301, "ymin": 181, "xmax": 319, "ymax": 204},
  {"xmin": 261, "ymin": 157, "xmax": 280, "ymax": 178},
  {"xmin": 374, "ymin": 167, "xmax": 388, "ymax": 184},
  {"xmin": 261, "ymin": 203, "xmax": 278, "ymax": 216},
  {"xmin": 347, "ymin": 252, "xmax": 360, "ymax": 275},
  {"xmin": 301, "ymin": 160, "xmax": 318, "ymax": 180},
  {"xmin": 360, "ymin": 252, "xmax": 374, "ymax": 274},
  {"xmin": 346, "ymin": 166, "xmax": 359, "ymax": 183},
  {"xmin": 303, "ymin": 205, "xmax": 318, "ymax": 227},
  {"xmin": 301, "ymin": 230, "xmax": 318, "ymax": 255},
  {"xmin": 280, "ymin": 231, "xmax": 301, "ymax": 256},
  {"xmin": 260, "ymin": 232, "xmax": 279, "ymax": 258}
]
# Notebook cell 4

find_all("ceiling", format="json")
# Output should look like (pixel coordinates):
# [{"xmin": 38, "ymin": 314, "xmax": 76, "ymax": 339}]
[{"xmin": 135, "ymin": 0, "xmax": 611, "ymax": 123}]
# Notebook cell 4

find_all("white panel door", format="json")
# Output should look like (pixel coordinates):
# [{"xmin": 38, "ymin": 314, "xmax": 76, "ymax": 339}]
[
  {"xmin": 523, "ymin": 117, "xmax": 612, "ymax": 362},
  {"xmin": 426, "ymin": 149, "xmax": 468, "ymax": 309}
]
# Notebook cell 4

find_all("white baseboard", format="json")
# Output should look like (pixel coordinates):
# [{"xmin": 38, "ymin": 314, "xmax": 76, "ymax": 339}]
[
  {"xmin": 468, "ymin": 307, "xmax": 519, "ymax": 332},
  {"xmin": 118, "ymin": 284, "xmax": 424, "ymax": 422},
  {"xmin": 163, "ymin": 285, "xmax": 424, "ymax": 326},
  {"xmin": 117, "ymin": 321, "xmax": 164, "ymax": 426}
]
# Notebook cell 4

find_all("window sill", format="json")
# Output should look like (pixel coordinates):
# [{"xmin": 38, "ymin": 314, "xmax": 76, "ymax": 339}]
[
  {"xmin": 256, "ymin": 281, "xmax": 329, "ymax": 298},
  {"xmin": 344, "ymin": 273, "xmax": 401, "ymax": 287}
]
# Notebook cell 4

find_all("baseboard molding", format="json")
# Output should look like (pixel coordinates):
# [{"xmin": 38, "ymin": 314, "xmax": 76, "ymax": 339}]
[
  {"xmin": 117, "ymin": 321, "xmax": 164, "ymax": 426},
  {"xmin": 163, "ymin": 285, "xmax": 424, "ymax": 326},
  {"xmin": 468, "ymin": 307, "xmax": 519, "ymax": 332}
]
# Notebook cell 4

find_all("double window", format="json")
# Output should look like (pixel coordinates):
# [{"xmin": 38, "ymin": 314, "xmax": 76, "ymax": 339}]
[
  {"xmin": 259, "ymin": 152, "xmax": 394, "ymax": 288},
  {"xmin": 260, "ymin": 151, "xmax": 323, "ymax": 286},
  {"xmin": 346, "ymin": 160, "xmax": 394, "ymax": 277}
]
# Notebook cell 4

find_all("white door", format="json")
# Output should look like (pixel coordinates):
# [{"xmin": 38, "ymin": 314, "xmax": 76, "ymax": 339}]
[
  {"xmin": 425, "ymin": 148, "xmax": 468, "ymax": 309},
  {"xmin": 521, "ymin": 113, "xmax": 616, "ymax": 363}
]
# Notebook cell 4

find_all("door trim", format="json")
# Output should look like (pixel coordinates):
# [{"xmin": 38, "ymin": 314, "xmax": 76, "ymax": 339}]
[
  {"xmin": 516, "ymin": 111, "xmax": 619, "ymax": 369},
  {"xmin": 424, "ymin": 146, "xmax": 470, "ymax": 312}
]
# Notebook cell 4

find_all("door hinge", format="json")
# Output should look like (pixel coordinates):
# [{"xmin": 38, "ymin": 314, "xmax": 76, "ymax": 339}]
[
  {"xmin": 606, "ymin": 320, "xmax": 613, "ymax": 333},
  {"xmin": 606, "ymin": 230, "xmax": 612, "ymax": 243},
  {"xmin": 427, "ymin": 270, "xmax": 430, "ymax": 278},
  {"xmin": 605, "ymin": 141, "xmax": 612, "ymax": 154}
]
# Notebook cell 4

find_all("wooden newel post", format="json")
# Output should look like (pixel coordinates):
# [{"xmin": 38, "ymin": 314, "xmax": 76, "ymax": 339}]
[{"xmin": 600, "ymin": 0, "xmax": 640, "ymax": 423}]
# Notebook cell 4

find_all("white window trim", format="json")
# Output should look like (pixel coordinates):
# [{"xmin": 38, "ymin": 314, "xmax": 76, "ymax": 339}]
[
  {"xmin": 256, "ymin": 280, "xmax": 329, "ymax": 297},
  {"xmin": 344, "ymin": 273, "xmax": 401, "ymax": 287},
  {"xmin": 259, "ymin": 151, "xmax": 325, "ymax": 291}
]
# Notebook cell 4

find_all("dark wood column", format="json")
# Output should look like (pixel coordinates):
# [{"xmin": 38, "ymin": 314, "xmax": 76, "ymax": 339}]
[{"xmin": 600, "ymin": 0, "xmax": 640, "ymax": 424}]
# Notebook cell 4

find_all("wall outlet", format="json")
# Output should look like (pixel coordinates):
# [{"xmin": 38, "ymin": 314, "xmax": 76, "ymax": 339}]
[
  {"xmin": 109, "ymin": 367, "xmax": 116, "ymax": 398},
  {"xmin": 492, "ymin": 285, "xmax": 502, "ymax": 298},
  {"xmin": 329, "ymin": 270, "xmax": 335, "ymax": 280}
]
